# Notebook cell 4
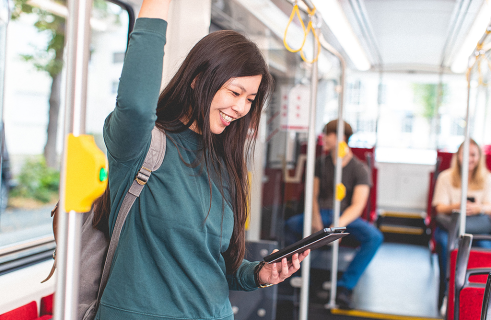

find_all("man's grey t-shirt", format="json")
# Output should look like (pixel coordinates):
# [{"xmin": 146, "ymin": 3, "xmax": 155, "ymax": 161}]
[{"xmin": 315, "ymin": 154, "xmax": 372, "ymax": 213}]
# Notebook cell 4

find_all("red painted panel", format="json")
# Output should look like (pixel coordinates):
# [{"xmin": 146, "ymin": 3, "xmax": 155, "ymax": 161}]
[{"xmin": 0, "ymin": 301, "xmax": 38, "ymax": 320}]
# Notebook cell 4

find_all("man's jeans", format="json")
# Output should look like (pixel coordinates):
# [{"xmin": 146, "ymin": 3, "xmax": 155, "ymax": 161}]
[{"xmin": 285, "ymin": 209, "xmax": 383, "ymax": 290}]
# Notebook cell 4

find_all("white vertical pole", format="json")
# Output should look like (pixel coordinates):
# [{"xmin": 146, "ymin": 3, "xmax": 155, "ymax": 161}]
[
  {"xmin": 54, "ymin": 0, "xmax": 92, "ymax": 319},
  {"xmin": 460, "ymin": 58, "xmax": 474, "ymax": 237},
  {"xmin": 328, "ymin": 60, "xmax": 345, "ymax": 308},
  {"xmin": 298, "ymin": 15, "xmax": 321, "ymax": 320},
  {"xmin": 317, "ymin": 34, "xmax": 347, "ymax": 309}
]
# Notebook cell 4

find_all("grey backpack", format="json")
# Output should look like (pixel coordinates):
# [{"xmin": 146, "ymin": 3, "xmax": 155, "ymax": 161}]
[{"xmin": 44, "ymin": 127, "xmax": 166, "ymax": 320}]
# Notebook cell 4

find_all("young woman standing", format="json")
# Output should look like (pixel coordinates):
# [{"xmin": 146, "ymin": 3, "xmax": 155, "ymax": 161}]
[{"xmin": 95, "ymin": 1, "xmax": 309, "ymax": 319}]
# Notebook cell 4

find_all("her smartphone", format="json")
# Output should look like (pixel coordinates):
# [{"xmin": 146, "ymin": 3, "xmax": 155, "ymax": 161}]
[
  {"xmin": 263, "ymin": 227, "xmax": 348, "ymax": 264},
  {"xmin": 467, "ymin": 196, "xmax": 475, "ymax": 203}
]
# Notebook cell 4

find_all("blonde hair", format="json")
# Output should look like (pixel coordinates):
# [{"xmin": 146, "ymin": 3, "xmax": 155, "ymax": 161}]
[{"xmin": 450, "ymin": 138, "xmax": 489, "ymax": 190}]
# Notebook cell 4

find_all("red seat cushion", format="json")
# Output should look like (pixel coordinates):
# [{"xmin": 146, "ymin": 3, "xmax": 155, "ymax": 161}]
[
  {"xmin": 448, "ymin": 249, "xmax": 491, "ymax": 320},
  {"xmin": 467, "ymin": 250, "xmax": 491, "ymax": 277},
  {"xmin": 40, "ymin": 294, "xmax": 54, "ymax": 316},
  {"xmin": 459, "ymin": 286, "xmax": 485, "ymax": 320},
  {"xmin": 0, "ymin": 301, "xmax": 38, "ymax": 320},
  {"xmin": 35, "ymin": 316, "xmax": 52, "ymax": 320}
]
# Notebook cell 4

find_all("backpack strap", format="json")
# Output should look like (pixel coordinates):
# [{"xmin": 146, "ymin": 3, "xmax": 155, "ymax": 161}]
[{"xmin": 96, "ymin": 127, "xmax": 166, "ymax": 304}]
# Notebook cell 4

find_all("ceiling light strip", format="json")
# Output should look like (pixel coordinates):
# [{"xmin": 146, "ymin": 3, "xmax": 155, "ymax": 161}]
[
  {"xmin": 347, "ymin": 0, "xmax": 382, "ymax": 66},
  {"xmin": 312, "ymin": 0, "xmax": 371, "ymax": 71},
  {"xmin": 451, "ymin": 1, "xmax": 491, "ymax": 73},
  {"xmin": 440, "ymin": 0, "xmax": 472, "ymax": 67}
]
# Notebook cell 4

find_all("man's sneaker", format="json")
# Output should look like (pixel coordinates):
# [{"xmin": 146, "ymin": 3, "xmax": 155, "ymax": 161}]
[{"xmin": 336, "ymin": 286, "xmax": 354, "ymax": 310}]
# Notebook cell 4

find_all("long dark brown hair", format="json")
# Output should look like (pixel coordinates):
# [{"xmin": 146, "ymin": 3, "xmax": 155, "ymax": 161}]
[{"xmin": 94, "ymin": 30, "xmax": 273, "ymax": 274}]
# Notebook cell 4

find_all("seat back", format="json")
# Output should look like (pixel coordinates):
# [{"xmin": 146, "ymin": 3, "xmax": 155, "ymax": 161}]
[
  {"xmin": 351, "ymin": 147, "xmax": 376, "ymax": 222},
  {"xmin": 446, "ymin": 211, "xmax": 462, "ymax": 277},
  {"xmin": 40, "ymin": 294, "xmax": 54, "ymax": 316},
  {"xmin": 0, "ymin": 301, "xmax": 38, "ymax": 320},
  {"xmin": 460, "ymin": 285, "xmax": 486, "ymax": 320},
  {"xmin": 437, "ymin": 151, "xmax": 454, "ymax": 172},
  {"xmin": 480, "ymin": 273, "xmax": 491, "ymax": 320},
  {"xmin": 454, "ymin": 235, "xmax": 473, "ymax": 320},
  {"xmin": 449, "ymin": 235, "xmax": 491, "ymax": 320},
  {"xmin": 427, "ymin": 157, "xmax": 442, "ymax": 252},
  {"xmin": 448, "ymin": 249, "xmax": 459, "ymax": 320}
]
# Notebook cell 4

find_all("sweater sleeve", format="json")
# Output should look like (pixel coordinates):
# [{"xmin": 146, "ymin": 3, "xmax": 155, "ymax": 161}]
[
  {"xmin": 226, "ymin": 260, "xmax": 259, "ymax": 291},
  {"xmin": 433, "ymin": 171, "xmax": 452, "ymax": 206},
  {"xmin": 103, "ymin": 18, "xmax": 168, "ymax": 162}
]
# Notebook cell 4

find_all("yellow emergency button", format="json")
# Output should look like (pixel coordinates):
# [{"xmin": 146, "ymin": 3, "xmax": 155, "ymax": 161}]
[
  {"xmin": 336, "ymin": 183, "xmax": 346, "ymax": 201},
  {"xmin": 64, "ymin": 134, "xmax": 108, "ymax": 212},
  {"xmin": 338, "ymin": 141, "xmax": 348, "ymax": 158}
]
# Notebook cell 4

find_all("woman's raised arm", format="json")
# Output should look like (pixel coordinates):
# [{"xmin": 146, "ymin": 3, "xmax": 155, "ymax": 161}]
[
  {"xmin": 139, "ymin": 0, "xmax": 172, "ymax": 20},
  {"xmin": 104, "ymin": 0, "xmax": 171, "ymax": 162}
]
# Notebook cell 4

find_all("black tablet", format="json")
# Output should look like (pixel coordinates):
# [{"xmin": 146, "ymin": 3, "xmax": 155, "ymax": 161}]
[{"xmin": 263, "ymin": 227, "xmax": 348, "ymax": 264}]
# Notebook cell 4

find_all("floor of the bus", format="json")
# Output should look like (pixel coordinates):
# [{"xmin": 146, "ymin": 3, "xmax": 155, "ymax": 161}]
[
  {"xmin": 278, "ymin": 242, "xmax": 441, "ymax": 320},
  {"xmin": 351, "ymin": 242, "xmax": 440, "ymax": 318}
]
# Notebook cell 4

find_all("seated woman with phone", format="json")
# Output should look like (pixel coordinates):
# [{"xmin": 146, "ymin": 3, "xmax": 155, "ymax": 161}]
[{"xmin": 433, "ymin": 138, "xmax": 491, "ymax": 308}]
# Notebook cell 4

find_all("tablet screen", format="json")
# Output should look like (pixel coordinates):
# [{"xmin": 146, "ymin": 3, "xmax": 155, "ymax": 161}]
[{"xmin": 263, "ymin": 227, "xmax": 348, "ymax": 264}]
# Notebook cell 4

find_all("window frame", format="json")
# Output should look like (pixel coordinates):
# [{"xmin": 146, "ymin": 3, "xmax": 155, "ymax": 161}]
[{"xmin": 0, "ymin": 0, "xmax": 134, "ymax": 273}]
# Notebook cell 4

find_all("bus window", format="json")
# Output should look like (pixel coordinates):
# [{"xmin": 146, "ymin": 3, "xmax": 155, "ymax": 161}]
[
  {"xmin": 331, "ymin": 73, "xmax": 469, "ymax": 164},
  {"xmin": 0, "ymin": 0, "xmax": 131, "ymax": 267}
]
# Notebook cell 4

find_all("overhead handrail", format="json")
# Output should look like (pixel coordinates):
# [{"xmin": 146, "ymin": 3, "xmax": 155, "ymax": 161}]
[{"xmin": 283, "ymin": 1, "xmax": 321, "ymax": 63}]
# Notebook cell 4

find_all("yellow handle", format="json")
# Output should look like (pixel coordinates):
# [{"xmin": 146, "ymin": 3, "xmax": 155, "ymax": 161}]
[
  {"xmin": 336, "ymin": 183, "xmax": 346, "ymax": 201},
  {"xmin": 64, "ymin": 134, "xmax": 108, "ymax": 212},
  {"xmin": 300, "ymin": 7, "xmax": 321, "ymax": 64},
  {"xmin": 283, "ymin": 4, "xmax": 307, "ymax": 53}
]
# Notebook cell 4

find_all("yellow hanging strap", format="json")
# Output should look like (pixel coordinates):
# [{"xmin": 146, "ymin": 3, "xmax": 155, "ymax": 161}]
[
  {"xmin": 283, "ymin": 4, "xmax": 321, "ymax": 63},
  {"xmin": 300, "ymin": 6, "xmax": 322, "ymax": 64},
  {"xmin": 283, "ymin": 3, "xmax": 307, "ymax": 53}
]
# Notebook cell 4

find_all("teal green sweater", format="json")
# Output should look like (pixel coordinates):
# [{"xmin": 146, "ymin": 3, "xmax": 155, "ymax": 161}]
[{"xmin": 96, "ymin": 18, "xmax": 258, "ymax": 320}]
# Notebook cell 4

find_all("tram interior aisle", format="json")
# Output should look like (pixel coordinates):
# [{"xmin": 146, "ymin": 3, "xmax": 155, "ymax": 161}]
[
  {"xmin": 353, "ymin": 243, "xmax": 439, "ymax": 318},
  {"xmin": 292, "ymin": 242, "xmax": 441, "ymax": 320},
  {"xmin": 275, "ymin": 240, "xmax": 441, "ymax": 320}
]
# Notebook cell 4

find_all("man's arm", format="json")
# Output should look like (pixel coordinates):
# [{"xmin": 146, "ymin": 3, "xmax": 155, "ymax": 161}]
[
  {"xmin": 312, "ymin": 177, "xmax": 324, "ymax": 232},
  {"xmin": 338, "ymin": 184, "xmax": 369, "ymax": 227}
]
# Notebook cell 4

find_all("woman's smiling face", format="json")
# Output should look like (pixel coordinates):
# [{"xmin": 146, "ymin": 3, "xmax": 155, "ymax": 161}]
[
  {"xmin": 208, "ymin": 75, "xmax": 262, "ymax": 134},
  {"xmin": 459, "ymin": 143, "xmax": 480, "ymax": 172}
]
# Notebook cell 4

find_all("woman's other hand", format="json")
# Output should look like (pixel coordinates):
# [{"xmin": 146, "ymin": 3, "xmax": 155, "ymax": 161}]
[
  {"xmin": 466, "ymin": 201, "xmax": 482, "ymax": 215},
  {"xmin": 258, "ymin": 250, "xmax": 310, "ymax": 286}
]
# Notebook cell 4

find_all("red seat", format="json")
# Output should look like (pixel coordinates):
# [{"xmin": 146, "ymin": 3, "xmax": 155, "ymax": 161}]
[
  {"xmin": 448, "ymin": 235, "xmax": 491, "ymax": 320},
  {"xmin": 351, "ymin": 147, "xmax": 377, "ymax": 222},
  {"xmin": 460, "ymin": 286, "xmax": 485, "ymax": 320},
  {"xmin": 40, "ymin": 294, "xmax": 54, "ymax": 316},
  {"xmin": 0, "ymin": 301, "xmax": 38, "ymax": 320}
]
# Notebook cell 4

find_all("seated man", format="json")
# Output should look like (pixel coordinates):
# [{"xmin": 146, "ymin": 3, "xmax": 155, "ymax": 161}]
[{"xmin": 285, "ymin": 119, "xmax": 383, "ymax": 309}]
